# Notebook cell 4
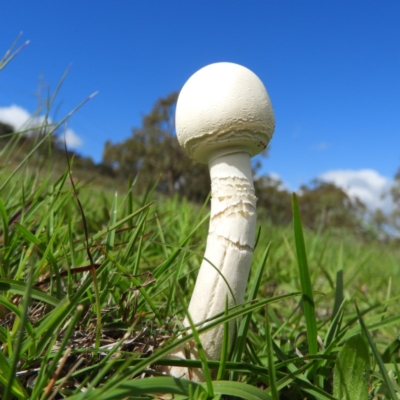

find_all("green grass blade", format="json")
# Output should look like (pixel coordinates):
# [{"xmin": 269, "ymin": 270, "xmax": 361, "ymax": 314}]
[
  {"xmin": 13, "ymin": 222, "xmax": 62, "ymax": 291},
  {"xmin": 66, "ymin": 377, "xmax": 270, "ymax": 400},
  {"xmin": 91, "ymin": 202, "xmax": 153, "ymax": 242},
  {"xmin": 0, "ymin": 279, "xmax": 60, "ymax": 306},
  {"xmin": 292, "ymin": 193, "xmax": 318, "ymax": 355},
  {"xmin": 356, "ymin": 305, "xmax": 398, "ymax": 399},
  {"xmin": 332, "ymin": 245, "xmax": 344, "ymax": 317},
  {"xmin": 325, "ymin": 300, "xmax": 346, "ymax": 348},
  {"xmin": 99, "ymin": 249, "xmax": 161, "ymax": 322},
  {"xmin": 206, "ymin": 380, "xmax": 271, "ymax": 400},
  {"xmin": 0, "ymin": 349, "xmax": 28, "ymax": 399},
  {"xmin": 84, "ymin": 292, "xmax": 300, "ymax": 398},
  {"xmin": 35, "ymin": 305, "xmax": 84, "ymax": 400},
  {"xmin": 3, "ymin": 265, "xmax": 34, "ymax": 400},
  {"xmin": 121, "ymin": 206, "xmax": 148, "ymax": 266},
  {"xmin": 0, "ymin": 296, "xmax": 35, "ymax": 339},
  {"xmin": 67, "ymin": 377, "xmax": 204, "ymax": 400},
  {"xmin": 333, "ymin": 333, "xmax": 370, "ymax": 400},
  {"xmin": 153, "ymin": 212, "xmax": 210, "ymax": 279},
  {"xmin": 231, "ymin": 243, "xmax": 271, "ymax": 370},
  {"xmin": 0, "ymin": 198, "xmax": 9, "ymax": 252},
  {"xmin": 265, "ymin": 306, "xmax": 279, "ymax": 399},
  {"xmin": 382, "ymin": 338, "xmax": 400, "ymax": 363},
  {"xmin": 132, "ymin": 210, "xmax": 147, "ymax": 276},
  {"xmin": 343, "ymin": 312, "xmax": 400, "ymax": 341},
  {"xmin": 106, "ymin": 192, "xmax": 117, "ymax": 252},
  {"xmin": 0, "ymin": 33, "xmax": 29, "ymax": 71},
  {"xmin": 216, "ymin": 297, "xmax": 230, "ymax": 380},
  {"xmin": 183, "ymin": 299, "xmax": 214, "ymax": 395}
]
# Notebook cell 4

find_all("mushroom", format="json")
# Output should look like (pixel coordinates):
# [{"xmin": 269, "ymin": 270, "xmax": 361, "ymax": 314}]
[{"xmin": 168, "ymin": 62, "xmax": 275, "ymax": 381}]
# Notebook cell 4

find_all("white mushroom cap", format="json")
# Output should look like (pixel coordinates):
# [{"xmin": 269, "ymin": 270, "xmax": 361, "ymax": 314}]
[{"xmin": 176, "ymin": 62, "xmax": 275, "ymax": 164}]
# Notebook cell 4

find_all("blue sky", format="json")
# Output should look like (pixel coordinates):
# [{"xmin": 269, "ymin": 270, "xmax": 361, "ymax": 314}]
[{"xmin": 1, "ymin": 1, "xmax": 399, "ymax": 211}]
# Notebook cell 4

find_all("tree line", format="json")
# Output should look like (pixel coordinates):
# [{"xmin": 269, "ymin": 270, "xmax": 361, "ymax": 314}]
[
  {"xmin": 2, "ymin": 94, "xmax": 400, "ymax": 239},
  {"xmin": 101, "ymin": 92, "xmax": 400, "ymax": 239}
]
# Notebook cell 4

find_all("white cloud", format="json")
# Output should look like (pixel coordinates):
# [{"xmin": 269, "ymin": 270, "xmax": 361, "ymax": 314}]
[
  {"xmin": 64, "ymin": 128, "xmax": 83, "ymax": 148},
  {"xmin": 0, "ymin": 104, "xmax": 31, "ymax": 130},
  {"xmin": 268, "ymin": 172, "xmax": 282, "ymax": 182},
  {"xmin": 0, "ymin": 104, "xmax": 83, "ymax": 148},
  {"xmin": 319, "ymin": 169, "xmax": 394, "ymax": 212}
]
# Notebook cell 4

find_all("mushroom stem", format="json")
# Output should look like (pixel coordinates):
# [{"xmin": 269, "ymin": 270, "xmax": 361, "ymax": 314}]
[
  {"xmin": 191, "ymin": 151, "xmax": 256, "ymax": 333},
  {"xmin": 168, "ymin": 151, "xmax": 256, "ymax": 381}
]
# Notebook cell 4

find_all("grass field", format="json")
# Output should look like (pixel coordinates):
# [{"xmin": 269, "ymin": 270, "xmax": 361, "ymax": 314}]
[
  {"xmin": 2, "ymin": 36, "xmax": 400, "ymax": 399},
  {"xmin": 1, "ymin": 148, "xmax": 400, "ymax": 400}
]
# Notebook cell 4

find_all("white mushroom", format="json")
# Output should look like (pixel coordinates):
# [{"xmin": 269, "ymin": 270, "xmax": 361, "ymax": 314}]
[{"xmin": 168, "ymin": 62, "xmax": 275, "ymax": 381}]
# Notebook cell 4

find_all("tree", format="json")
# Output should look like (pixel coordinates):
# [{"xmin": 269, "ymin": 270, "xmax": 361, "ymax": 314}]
[
  {"xmin": 255, "ymin": 177, "xmax": 368, "ymax": 233},
  {"xmin": 102, "ymin": 92, "xmax": 211, "ymax": 201},
  {"xmin": 0, "ymin": 122, "xmax": 14, "ymax": 148},
  {"xmin": 298, "ymin": 179, "xmax": 366, "ymax": 232},
  {"xmin": 390, "ymin": 168, "xmax": 400, "ymax": 232},
  {"xmin": 0, "ymin": 121, "xmax": 14, "ymax": 137},
  {"xmin": 391, "ymin": 169, "xmax": 400, "ymax": 208},
  {"xmin": 255, "ymin": 175, "xmax": 292, "ymax": 225}
]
